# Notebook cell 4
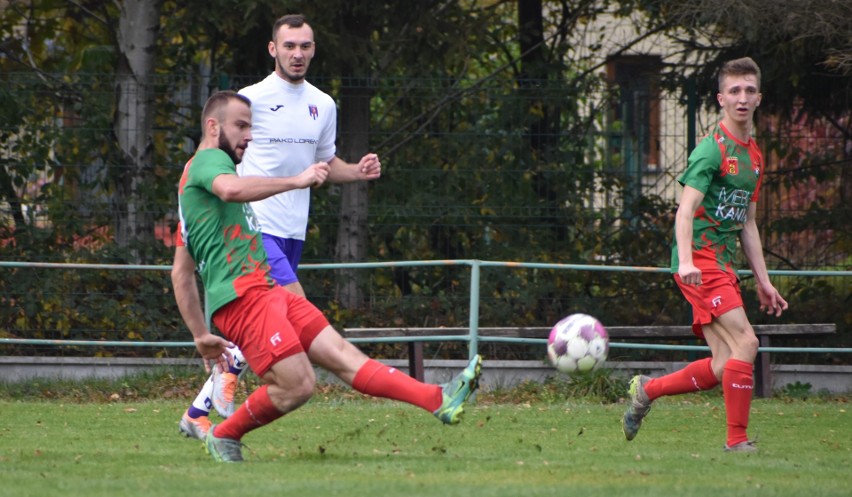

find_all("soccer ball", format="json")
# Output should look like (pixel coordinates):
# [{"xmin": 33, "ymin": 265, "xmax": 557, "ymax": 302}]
[{"xmin": 547, "ymin": 313, "xmax": 609, "ymax": 374}]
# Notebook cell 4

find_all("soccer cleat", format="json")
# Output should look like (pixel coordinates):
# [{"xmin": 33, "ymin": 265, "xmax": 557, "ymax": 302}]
[
  {"xmin": 433, "ymin": 354, "xmax": 482, "ymax": 425},
  {"xmin": 622, "ymin": 375, "xmax": 652, "ymax": 441},
  {"xmin": 724, "ymin": 440, "xmax": 758, "ymax": 453},
  {"xmin": 212, "ymin": 368, "xmax": 239, "ymax": 419},
  {"xmin": 179, "ymin": 410, "xmax": 212, "ymax": 440},
  {"xmin": 205, "ymin": 425, "xmax": 244, "ymax": 462}
]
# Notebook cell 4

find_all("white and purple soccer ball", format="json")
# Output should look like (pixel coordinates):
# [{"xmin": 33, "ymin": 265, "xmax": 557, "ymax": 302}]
[{"xmin": 547, "ymin": 313, "xmax": 609, "ymax": 374}]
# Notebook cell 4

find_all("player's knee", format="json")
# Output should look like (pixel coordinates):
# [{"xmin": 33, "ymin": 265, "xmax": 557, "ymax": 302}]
[
  {"xmin": 269, "ymin": 373, "xmax": 315, "ymax": 408},
  {"xmin": 290, "ymin": 376, "xmax": 316, "ymax": 405},
  {"xmin": 734, "ymin": 332, "xmax": 759, "ymax": 361},
  {"xmin": 710, "ymin": 356, "xmax": 727, "ymax": 380}
]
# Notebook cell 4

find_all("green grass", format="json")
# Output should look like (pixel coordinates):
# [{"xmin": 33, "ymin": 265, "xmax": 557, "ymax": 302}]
[{"xmin": 0, "ymin": 387, "xmax": 849, "ymax": 497}]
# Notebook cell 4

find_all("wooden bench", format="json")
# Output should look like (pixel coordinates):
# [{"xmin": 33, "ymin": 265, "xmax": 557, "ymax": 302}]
[{"xmin": 343, "ymin": 323, "xmax": 837, "ymax": 397}]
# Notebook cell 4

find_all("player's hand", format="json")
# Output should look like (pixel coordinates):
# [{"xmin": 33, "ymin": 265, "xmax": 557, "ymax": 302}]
[
  {"xmin": 677, "ymin": 262, "xmax": 702, "ymax": 286},
  {"xmin": 757, "ymin": 283, "xmax": 788, "ymax": 317},
  {"xmin": 300, "ymin": 161, "xmax": 330, "ymax": 188},
  {"xmin": 194, "ymin": 333, "xmax": 234, "ymax": 374},
  {"xmin": 358, "ymin": 153, "xmax": 381, "ymax": 180}
]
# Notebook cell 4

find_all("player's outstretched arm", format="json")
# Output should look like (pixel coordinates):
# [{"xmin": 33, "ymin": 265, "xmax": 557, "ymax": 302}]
[
  {"xmin": 171, "ymin": 246, "xmax": 233, "ymax": 372},
  {"xmin": 211, "ymin": 163, "xmax": 330, "ymax": 203},
  {"xmin": 327, "ymin": 154, "xmax": 381, "ymax": 183}
]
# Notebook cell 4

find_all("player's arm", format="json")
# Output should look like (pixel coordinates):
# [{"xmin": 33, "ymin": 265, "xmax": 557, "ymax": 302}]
[
  {"xmin": 327, "ymin": 154, "xmax": 381, "ymax": 183},
  {"xmin": 674, "ymin": 185, "xmax": 705, "ymax": 285},
  {"xmin": 171, "ymin": 246, "xmax": 232, "ymax": 372},
  {"xmin": 739, "ymin": 203, "xmax": 788, "ymax": 316},
  {"xmin": 211, "ymin": 164, "xmax": 330, "ymax": 202}
]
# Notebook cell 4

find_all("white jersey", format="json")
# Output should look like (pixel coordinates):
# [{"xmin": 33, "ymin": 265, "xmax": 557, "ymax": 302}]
[{"xmin": 238, "ymin": 73, "xmax": 337, "ymax": 240}]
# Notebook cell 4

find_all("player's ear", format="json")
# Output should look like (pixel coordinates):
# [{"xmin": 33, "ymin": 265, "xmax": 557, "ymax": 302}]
[
  {"xmin": 204, "ymin": 117, "xmax": 219, "ymax": 138},
  {"xmin": 268, "ymin": 40, "xmax": 276, "ymax": 57}
]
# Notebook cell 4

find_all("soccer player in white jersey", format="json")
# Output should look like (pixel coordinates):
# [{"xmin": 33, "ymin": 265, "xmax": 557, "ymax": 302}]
[
  {"xmin": 178, "ymin": 14, "xmax": 381, "ymax": 440},
  {"xmin": 240, "ymin": 13, "xmax": 381, "ymax": 298}
]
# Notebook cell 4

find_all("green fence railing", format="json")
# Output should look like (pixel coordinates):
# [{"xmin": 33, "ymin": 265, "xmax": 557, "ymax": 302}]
[{"xmin": 1, "ymin": 260, "xmax": 850, "ymax": 358}]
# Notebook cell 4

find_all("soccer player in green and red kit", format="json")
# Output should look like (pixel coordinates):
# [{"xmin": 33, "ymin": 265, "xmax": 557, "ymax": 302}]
[
  {"xmin": 621, "ymin": 57, "xmax": 788, "ymax": 452},
  {"xmin": 172, "ymin": 91, "xmax": 481, "ymax": 462}
]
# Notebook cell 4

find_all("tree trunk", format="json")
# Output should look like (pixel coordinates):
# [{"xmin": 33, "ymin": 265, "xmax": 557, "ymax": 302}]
[
  {"xmin": 518, "ymin": 0, "xmax": 553, "ymax": 154},
  {"xmin": 334, "ymin": 82, "xmax": 372, "ymax": 309},
  {"xmin": 113, "ymin": 0, "xmax": 161, "ymax": 263}
]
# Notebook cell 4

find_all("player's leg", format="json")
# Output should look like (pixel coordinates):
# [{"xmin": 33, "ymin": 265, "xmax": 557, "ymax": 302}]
[
  {"xmin": 179, "ymin": 374, "xmax": 214, "ymax": 440},
  {"xmin": 211, "ymin": 345, "xmax": 248, "ymax": 418},
  {"xmin": 640, "ymin": 356, "xmax": 721, "ymax": 401},
  {"xmin": 643, "ymin": 273, "xmax": 733, "ymax": 400},
  {"xmin": 295, "ymin": 294, "xmax": 481, "ymax": 425},
  {"xmin": 181, "ymin": 346, "xmax": 249, "ymax": 435},
  {"xmin": 623, "ymin": 273, "xmax": 727, "ymax": 441},
  {"xmin": 206, "ymin": 353, "xmax": 315, "ymax": 462},
  {"xmin": 281, "ymin": 280, "xmax": 306, "ymax": 297},
  {"xmin": 308, "ymin": 328, "xmax": 482, "ymax": 425},
  {"xmin": 213, "ymin": 352, "xmax": 316, "ymax": 440},
  {"xmin": 702, "ymin": 308, "xmax": 759, "ymax": 451},
  {"xmin": 307, "ymin": 326, "xmax": 441, "ymax": 407},
  {"xmin": 204, "ymin": 288, "xmax": 317, "ymax": 462}
]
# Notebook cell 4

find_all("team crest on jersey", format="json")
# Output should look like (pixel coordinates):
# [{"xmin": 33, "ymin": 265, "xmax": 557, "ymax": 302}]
[
  {"xmin": 724, "ymin": 156, "xmax": 739, "ymax": 176},
  {"xmin": 308, "ymin": 105, "xmax": 318, "ymax": 120}
]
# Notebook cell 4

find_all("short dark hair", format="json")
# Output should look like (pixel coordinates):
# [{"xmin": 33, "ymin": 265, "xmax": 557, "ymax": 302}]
[
  {"xmin": 272, "ymin": 14, "xmax": 309, "ymax": 41},
  {"xmin": 718, "ymin": 57, "xmax": 761, "ymax": 92},
  {"xmin": 200, "ymin": 90, "xmax": 251, "ymax": 133}
]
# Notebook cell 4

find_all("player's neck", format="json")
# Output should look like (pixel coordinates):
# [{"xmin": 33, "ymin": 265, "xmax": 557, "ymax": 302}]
[
  {"xmin": 721, "ymin": 117, "xmax": 752, "ymax": 144},
  {"xmin": 197, "ymin": 138, "xmax": 218, "ymax": 152},
  {"xmin": 274, "ymin": 69, "xmax": 306, "ymax": 87}
]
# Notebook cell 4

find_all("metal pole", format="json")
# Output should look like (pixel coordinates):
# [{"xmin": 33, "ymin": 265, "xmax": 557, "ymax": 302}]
[{"xmin": 468, "ymin": 260, "xmax": 481, "ymax": 359}]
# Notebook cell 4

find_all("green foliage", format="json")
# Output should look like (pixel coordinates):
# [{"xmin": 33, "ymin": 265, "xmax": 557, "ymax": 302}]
[{"xmin": 776, "ymin": 381, "xmax": 814, "ymax": 400}]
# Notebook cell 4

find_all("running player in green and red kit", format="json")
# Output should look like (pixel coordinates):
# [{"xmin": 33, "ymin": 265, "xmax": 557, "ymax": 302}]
[
  {"xmin": 621, "ymin": 57, "xmax": 788, "ymax": 453},
  {"xmin": 172, "ymin": 91, "xmax": 481, "ymax": 462}
]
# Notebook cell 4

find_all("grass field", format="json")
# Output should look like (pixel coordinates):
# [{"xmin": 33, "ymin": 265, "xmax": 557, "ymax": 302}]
[{"xmin": 0, "ymin": 380, "xmax": 849, "ymax": 497}]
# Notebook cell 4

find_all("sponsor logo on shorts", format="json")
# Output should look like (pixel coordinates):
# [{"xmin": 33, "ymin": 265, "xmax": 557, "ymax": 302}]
[
  {"xmin": 270, "ymin": 332, "xmax": 282, "ymax": 347},
  {"xmin": 711, "ymin": 295, "xmax": 722, "ymax": 308}
]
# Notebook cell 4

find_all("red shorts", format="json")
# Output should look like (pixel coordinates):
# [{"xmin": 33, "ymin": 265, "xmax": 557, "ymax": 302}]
[
  {"xmin": 212, "ymin": 285, "xmax": 330, "ymax": 376},
  {"xmin": 674, "ymin": 270, "xmax": 743, "ymax": 339}
]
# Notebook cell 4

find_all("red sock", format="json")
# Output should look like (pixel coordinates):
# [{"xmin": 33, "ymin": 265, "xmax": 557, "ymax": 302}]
[
  {"xmin": 352, "ymin": 358, "xmax": 443, "ymax": 412},
  {"xmin": 213, "ymin": 385, "xmax": 283, "ymax": 441},
  {"xmin": 644, "ymin": 357, "xmax": 719, "ymax": 401},
  {"xmin": 723, "ymin": 359, "xmax": 754, "ymax": 447}
]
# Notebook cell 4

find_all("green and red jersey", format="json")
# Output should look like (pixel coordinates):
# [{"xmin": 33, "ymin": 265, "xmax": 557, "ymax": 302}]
[
  {"xmin": 177, "ymin": 148, "xmax": 275, "ymax": 315},
  {"xmin": 671, "ymin": 122, "xmax": 764, "ymax": 274}
]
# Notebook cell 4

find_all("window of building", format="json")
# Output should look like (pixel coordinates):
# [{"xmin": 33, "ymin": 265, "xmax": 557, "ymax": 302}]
[{"xmin": 606, "ymin": 55, "xmax": 661, "ymax": 174}]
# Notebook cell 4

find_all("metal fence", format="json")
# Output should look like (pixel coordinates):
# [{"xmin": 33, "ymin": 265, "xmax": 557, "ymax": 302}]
[
  {"xmin": 1, "ymin": 73, "xmax": 848, "ymax": 270},
  {"xmin": 1, "ymin": 260, "xmax": 849, "ymax": 366}
]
